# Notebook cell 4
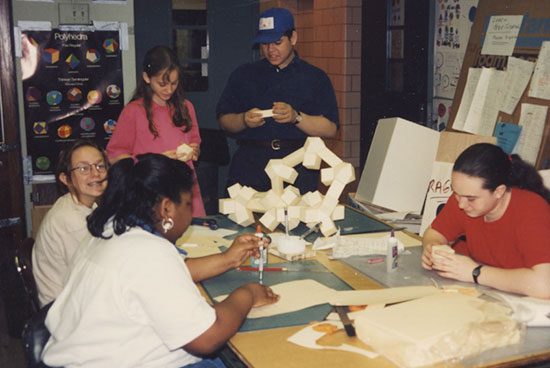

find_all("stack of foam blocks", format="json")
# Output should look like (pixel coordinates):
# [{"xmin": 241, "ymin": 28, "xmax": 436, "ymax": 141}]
[{"xmin": 219, "ymin": 137, "xmax": 355, "ymax": 237}]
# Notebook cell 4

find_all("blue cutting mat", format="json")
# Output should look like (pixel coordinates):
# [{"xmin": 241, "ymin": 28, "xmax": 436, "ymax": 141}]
[{"xmin": 201, "ymin": 260, "xmax": 352, "ymax": 332}]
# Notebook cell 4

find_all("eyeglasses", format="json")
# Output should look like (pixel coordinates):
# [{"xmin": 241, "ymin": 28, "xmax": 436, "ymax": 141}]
[{"xmin": 70, "ymin": 163, "xmax": 107, "ymax": 175}]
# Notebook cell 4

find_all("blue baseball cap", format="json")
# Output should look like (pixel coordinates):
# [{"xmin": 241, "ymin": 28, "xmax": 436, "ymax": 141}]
[{"xmin": 252, "ymin": 8, "xmax": 295, "ymax": 45}]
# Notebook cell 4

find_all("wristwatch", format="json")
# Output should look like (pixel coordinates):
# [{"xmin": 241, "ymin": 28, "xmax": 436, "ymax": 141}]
[
  {"xmin": 293, "ymin": 111, "xmax": 303, "ymax": 124},
  {"xmin": 472, "ymin": 265, "xmax": 483, "ymax": 284}
]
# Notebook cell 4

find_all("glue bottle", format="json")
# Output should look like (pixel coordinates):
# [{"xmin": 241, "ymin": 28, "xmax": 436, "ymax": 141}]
[
  {"xmin": 386, "ymin": 229, "xmax": 398, "ymax": 272},
  {"xmin": 251, "ymin": 224, "xmax": 268, "ymax": 267}
]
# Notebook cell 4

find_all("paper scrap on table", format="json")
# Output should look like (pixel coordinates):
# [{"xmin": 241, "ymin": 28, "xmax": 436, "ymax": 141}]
[
  {"xmin": 488, "ymin": 291, "xmax": 550, "ymax": 327},
  {"xmin": 215, "ymin": 279, "xmax": 335, "ymax": 319},
  {"xmin": 329, "ymin": 286, "xmax": 441, "ymax": 307},
  {"xmin": 288, "ymin": 321, "xmax": 378, "ymax": 359},
  {"xmin": 176, "ymin": 225, "xmax": 236, "ymax": 248}
]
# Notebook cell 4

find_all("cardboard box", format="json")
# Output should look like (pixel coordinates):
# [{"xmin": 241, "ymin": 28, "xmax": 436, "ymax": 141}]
[
  {"xmin": 355, "ymin": 118, "xmax": 440, "ymax": 212},
  {"xmin": 31, "ymin": 205, "xmax": 52, "ymax": 238}
]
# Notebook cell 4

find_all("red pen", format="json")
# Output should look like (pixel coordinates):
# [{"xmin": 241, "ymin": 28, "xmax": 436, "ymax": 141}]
[
  {"xmin": 367, "ymin": 257, "xmax": 385, "ymax": 264},
  {"xmin": 237, "ymin": 266, "xmax": 287, "ymax": 272}
]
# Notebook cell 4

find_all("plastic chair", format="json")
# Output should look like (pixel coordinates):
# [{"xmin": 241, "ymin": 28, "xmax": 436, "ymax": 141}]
[{"xmin": 21, "ymin": 302, "xmax": 53, "ymax": 368}]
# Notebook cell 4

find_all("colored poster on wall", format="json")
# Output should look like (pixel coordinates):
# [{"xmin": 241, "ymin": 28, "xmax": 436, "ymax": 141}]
[
  {"xmin": 20, "ymin": 28, "xmax": 123, "ymax": 177},
  {"xmin": 432, "ymin": 0, "xmax": 478, "ymax": 130}
]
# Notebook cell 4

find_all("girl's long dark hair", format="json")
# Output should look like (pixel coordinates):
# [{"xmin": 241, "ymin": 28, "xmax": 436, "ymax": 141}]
[
  {"xmin": 132, "ymin": 45, "xmax": 191, "ymax": 138},
  {"xmin": 87, "ymin": 153, "xmax": 193, "ymax": 238},
  {"xmin": 453, "ymin": 143, "xmax": 550, "ymax": 203}
]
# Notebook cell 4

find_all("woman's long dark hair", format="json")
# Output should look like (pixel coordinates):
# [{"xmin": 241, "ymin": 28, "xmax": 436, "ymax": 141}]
[
  {"xmin": 87, "ymin": 153, "xmax": 193, "ymax": 238},
  {"xmin": 132, "ymin": 45, "xmax": 191, "ymax": 138},
  {"xmin": 453, "ymin": 143, "xmax": 550, "ymax": 203}
]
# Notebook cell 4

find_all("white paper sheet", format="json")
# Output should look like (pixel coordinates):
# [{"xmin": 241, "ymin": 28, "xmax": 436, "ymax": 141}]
[
  {"xmin": 499, "ymin": 56, "xmax": 535, "ymax": 114},
  {"xmin": 215, "ymin": 279, "xmax": 337, "ymax": 319},
  {"xmin": 481, "ymin": 15, "xmax": 523, "ymax": 56},
  {"xmin": 513, "ymin": 103, "xmax": 548, "ymax": 164},
  {"xmin": 463, "ymin": 68, "xmax": 506, "ymax": 136},
  {"xmin": 453, "ymin": 68, "xmax": 482, "ymax": 130},
  {"xmin": 529, "ymin": 41, "xmax": 550, "ymax": 100}
]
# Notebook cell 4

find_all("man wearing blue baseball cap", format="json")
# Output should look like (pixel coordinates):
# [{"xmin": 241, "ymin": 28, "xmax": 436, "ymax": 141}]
[{"xmin": 217, "ymin": 7, "xmax": 339, "ymax": 194}]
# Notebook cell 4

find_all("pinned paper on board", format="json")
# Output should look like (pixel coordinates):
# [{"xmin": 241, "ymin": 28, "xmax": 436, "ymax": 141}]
[{"xmin": 494, "ymin": 122, "xmax": 522, "ymax": 154}]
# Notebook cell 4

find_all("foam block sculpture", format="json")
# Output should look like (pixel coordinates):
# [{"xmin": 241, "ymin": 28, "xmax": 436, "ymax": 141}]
[{"xmin": 219, "ymin": 137, "xmax": 355, "ymax": 237}]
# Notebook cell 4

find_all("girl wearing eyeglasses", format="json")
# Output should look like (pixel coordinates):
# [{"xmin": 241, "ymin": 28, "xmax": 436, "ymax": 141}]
[{"xmin": 32, "ymin": 139, "xmax": 108, "ymax": 306}]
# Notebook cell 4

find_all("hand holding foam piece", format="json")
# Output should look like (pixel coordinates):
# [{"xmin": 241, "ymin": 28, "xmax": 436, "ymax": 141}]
[
  {"xmin": 431, "ymin": 244, "xmax": 455, "ymax": 260},
  {"xmin": 176, "ymin": 143, "xmax": 194, "ymax": 161},
  {"xmin": 259, "ymin": 109, "xmax": 274, "ymax": 118}
]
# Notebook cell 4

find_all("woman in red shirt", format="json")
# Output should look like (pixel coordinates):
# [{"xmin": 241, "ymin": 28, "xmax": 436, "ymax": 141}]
[{"xmin": 422, "ymin": 143, "xmax": 550, "ymax": 298}]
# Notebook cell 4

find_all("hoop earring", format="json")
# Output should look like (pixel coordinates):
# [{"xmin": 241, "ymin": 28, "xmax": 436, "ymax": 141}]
[{"xmin": 162, "ymin": 217, "xmax": 174, "ymax": 233}]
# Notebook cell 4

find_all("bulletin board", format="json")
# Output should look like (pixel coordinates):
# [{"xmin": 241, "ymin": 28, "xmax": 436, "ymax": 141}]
[{"xmin": 448, "ymin": 0, "xmax": 550, "ymax": 169}]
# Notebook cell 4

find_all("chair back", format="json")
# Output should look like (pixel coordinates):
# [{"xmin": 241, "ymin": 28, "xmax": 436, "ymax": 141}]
[
  {"xmin": 21, "ymin": 302, "xmax": 53, "ymax": 368},
  {"xmin": 14, "ymin": 237, "xmax": 40, "ymax": 313}
]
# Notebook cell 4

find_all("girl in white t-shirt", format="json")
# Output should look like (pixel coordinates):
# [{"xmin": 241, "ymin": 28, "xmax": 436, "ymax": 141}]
[{"xmin": 42, "ymin": 153, "xmax": 278, "ymax": 368}]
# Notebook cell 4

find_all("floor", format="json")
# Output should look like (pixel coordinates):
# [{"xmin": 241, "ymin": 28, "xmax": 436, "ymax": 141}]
[{"xmin": 0, "ymin": 295, "xmax": 26, "ymax": 368}]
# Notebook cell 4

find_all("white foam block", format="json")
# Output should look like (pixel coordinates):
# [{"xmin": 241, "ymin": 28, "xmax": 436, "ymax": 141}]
[
  {"xmin": 333, "ymin": 162, "xmax": 356, "ymax": 185},
  {"xmin": 281, "ymin": 186, "xmax": 301, "ymax": 206},
  {"xmin": 261, "ymin": 189, "xmax": 284, "ymax": 208},
  {"xmin": 236, "ymin": 185, "xmax": 257, "ymax": 203},
  {"xmin": 320, "ymin": 217, "xmax": 337, "ymax": 237},
  {"xmin": 259, "ymin": 109, "xmax": 274, "ymax": 118},
  {"xmin": 304, "ymin": 137, "xmax": 326, "ymax": 155},
  {"xmin": 320, "ymin": 167, "xmax": 335, "ymax": 186},
  {"xmin": 318, "ymin": 146, "xmax": 343, "ymax": 167},
  {"xmin": 218, "ymin": 198, "xmax": 236, "ymax": 214},
  {"xmin": 227, "ymin": 183, "xmax": 242, "ymax": 199},
  {"xmin": 331, "ymin": 204, "xmax": 345, "ymax": 221},
  {"xmin": 301, "ymin": 191, "xmax": 323, "ymax": 207},
  {"xmin": 302, "ymin": 151, "xmax": 322, "ymax": 170},
  {"xmin": 282, "ymin": 147, "xmax": 305, "ymax": 167},
  {"xmin": 260, "ymin": 208, "xmax": 279, "ymax": 231}
]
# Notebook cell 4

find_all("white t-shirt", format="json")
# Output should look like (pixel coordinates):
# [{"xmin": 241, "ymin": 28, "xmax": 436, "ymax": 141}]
[
  {"xmin": 42, "ymin": 226, "xmax": 216, "ymax": 368},
  {"xmin": 32, "ymin": 193, "xmax": 94, "ymax": 306}
]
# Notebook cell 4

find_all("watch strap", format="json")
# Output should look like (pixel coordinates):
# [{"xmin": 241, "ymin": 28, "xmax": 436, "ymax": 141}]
[{"xmin": 472, "ymin": 265, "xmax": 483, "ymax": 284}]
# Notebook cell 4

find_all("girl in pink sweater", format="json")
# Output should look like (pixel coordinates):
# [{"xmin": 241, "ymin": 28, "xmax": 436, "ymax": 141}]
[{"xmin": 107, "ymin": 45, "xmax": 205, "ymax": 216}]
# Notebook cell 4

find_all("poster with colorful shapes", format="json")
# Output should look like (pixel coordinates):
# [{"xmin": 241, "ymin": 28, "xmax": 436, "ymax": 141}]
[
  {"xmin": 433, "ymin": 0, "xmax": 479, "ymax": 100},
  {"xmin": 20, "ymin": 29, "xmax": 123, "ymax": 176}
]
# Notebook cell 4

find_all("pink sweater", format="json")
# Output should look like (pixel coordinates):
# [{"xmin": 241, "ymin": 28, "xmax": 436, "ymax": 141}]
[{"xmin": 107, "ymin": 98, "xmax": 206, "ymax": 217}]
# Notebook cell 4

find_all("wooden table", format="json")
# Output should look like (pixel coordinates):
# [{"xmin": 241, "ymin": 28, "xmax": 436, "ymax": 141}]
[{"xmin": 221, "ymin": 250, "xmax": 550, "ymax": 368}]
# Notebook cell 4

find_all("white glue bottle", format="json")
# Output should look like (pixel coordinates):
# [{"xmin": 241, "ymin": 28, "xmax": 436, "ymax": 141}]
[
  {"xmin": 386, "ymin": 229, "xmax": 398, "ymax": 272},
  {"xmin": 251, "ymin": 224, "xmax": 268, "ymax": 267}
]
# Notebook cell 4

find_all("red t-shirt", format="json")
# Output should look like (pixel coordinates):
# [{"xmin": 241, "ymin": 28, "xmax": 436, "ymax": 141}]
[{"xmin": 431, "ymin": 188, "xmax": 550, "ymax": 268}]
